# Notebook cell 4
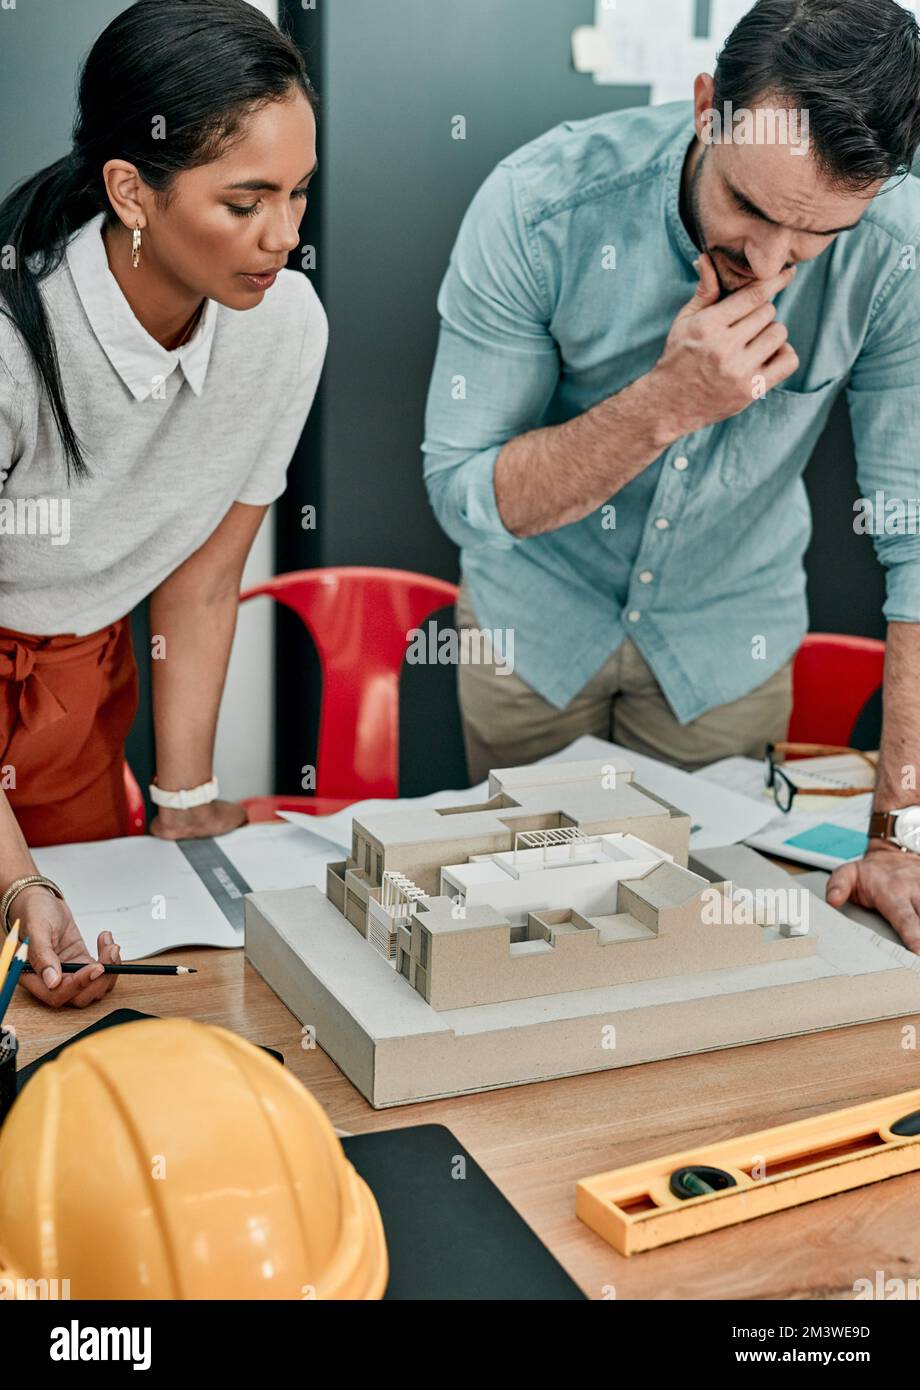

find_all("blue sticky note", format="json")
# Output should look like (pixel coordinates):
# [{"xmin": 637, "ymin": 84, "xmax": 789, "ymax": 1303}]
[{"xmin": 783, "ymin": 822, "xmax": 868, "ymax": 861}]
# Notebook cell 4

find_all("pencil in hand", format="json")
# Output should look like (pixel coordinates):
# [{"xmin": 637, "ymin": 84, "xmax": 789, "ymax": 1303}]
[{"xmin": 22, "ymin": 962, "xmax": 197, "ymax": 977}]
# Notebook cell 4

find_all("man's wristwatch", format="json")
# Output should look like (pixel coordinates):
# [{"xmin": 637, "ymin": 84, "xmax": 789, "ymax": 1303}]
[{"xmin": 868, "ymin": 806, "xmax": 920, "ymax": 853}]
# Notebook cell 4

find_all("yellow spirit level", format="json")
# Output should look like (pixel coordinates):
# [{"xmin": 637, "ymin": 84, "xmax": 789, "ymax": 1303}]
[{"xmin": 576, "ymin": 1089, "xmax": 920, "ymax": 1256}]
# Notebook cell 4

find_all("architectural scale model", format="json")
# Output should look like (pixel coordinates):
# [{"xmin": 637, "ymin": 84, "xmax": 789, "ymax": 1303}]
[{"xmin": 244, "ymin": 758, "xmax": 920, "ymax": 1108}]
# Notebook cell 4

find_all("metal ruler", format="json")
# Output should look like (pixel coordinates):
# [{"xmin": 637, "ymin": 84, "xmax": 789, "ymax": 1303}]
[{"xmin": 176, "ymin": 837, "xmax": 252, "ymax": 932}]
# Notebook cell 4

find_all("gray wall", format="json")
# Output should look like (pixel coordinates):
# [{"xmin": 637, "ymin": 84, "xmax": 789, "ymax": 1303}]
[{"xmin": 0, "ymin": 0, "xmax": 126, "ymax": 178}]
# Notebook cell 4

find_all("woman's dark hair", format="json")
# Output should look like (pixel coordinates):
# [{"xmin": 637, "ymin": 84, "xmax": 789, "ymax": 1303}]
[
  {"xmin": 0, "ymin": 0, "xmax": 317, "ymax": 481},
  {"xmin": 713, "ymin": 0, "xmax": 920, "ymax": 190}
]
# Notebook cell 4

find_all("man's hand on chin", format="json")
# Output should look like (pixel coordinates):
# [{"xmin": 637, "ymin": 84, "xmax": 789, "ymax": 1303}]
[{"xmin": 826, "ymin": 839, "xmax": 920, "ymax": 954}]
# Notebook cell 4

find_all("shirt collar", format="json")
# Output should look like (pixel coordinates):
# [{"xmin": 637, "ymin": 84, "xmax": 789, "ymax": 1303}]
[{"xmin": 65, "ymin": 212, "xmax": 218, "ymax": 402}]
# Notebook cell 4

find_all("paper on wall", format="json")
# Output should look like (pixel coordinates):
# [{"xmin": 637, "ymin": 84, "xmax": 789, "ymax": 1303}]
[
  {"xmin": 590, "ymin": 1, "xmax": 920, "ymax": 105},
  {"xmin": 591, "ymin": 0, "xmax": 753, "ymax": 103}
]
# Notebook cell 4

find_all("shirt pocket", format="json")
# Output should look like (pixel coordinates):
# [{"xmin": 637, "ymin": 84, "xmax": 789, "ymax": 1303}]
[{"xmin": 719, "ymin": 376, "xmax": 844, "ymax": 486}]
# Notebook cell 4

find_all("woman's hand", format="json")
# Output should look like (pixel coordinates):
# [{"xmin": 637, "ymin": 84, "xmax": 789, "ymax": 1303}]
[
  {"xmin": 13, "ymin": 884, "xmax": 121, "ymax": 1008},
  {"xmin": 150, "ymin": 798, "xmax": 248, "ymax": 841}
]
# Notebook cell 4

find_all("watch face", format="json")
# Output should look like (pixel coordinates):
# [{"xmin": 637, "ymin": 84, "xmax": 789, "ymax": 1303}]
[{"xmin": 894, "ymin": 807, "xmax": 920, "ymax": 852}]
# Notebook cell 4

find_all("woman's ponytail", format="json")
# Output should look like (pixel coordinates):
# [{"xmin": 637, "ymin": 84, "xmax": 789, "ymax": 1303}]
[{"xmin": 0, "ymin": 154, "xmax": 105, "ymax": 481}]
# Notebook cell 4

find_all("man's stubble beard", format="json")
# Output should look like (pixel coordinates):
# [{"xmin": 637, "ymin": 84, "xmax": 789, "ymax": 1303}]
[{"xmin": 686, "ymin": 144, "xmax": 750, "ymax": 299}]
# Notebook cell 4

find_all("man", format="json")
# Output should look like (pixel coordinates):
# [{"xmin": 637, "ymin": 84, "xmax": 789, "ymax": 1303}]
[{"xmin": 422, "ymin": 0, "xmax": 920, "ymax": 949}]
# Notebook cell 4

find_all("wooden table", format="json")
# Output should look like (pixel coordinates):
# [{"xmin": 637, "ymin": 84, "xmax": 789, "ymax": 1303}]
[{"xmin": 9, "ymin": 861, "xmax": 919, "ymax": 1301}]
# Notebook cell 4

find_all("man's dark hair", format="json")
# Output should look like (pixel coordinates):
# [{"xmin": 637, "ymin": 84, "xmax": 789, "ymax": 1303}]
[{"xmin": 713, "ymin": 0, "xmax": 920, "ymax": 189}]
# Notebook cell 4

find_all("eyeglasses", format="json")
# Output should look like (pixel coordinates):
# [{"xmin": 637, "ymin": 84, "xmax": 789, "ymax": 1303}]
[{"xmin": 764, "ymin": 742, "xmax": 877, "ymax": 814}]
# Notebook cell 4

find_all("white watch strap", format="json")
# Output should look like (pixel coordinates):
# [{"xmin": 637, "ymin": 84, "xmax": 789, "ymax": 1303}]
[{"xmin": 149, "ymin": 776, "xmax": 219, "ymax": 810}]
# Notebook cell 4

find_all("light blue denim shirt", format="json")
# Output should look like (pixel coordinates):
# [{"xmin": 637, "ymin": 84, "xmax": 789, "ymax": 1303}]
[{"xmin": 422, "ymin": 101, "xmax": 920, "ymax": 720}]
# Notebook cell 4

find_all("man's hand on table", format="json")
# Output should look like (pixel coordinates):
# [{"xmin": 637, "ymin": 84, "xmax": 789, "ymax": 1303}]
[
  {"xmin": 15, "ymin": 884, "xmax": 121, "ymax": 1008},
  {"xmin": 826, "ymin": 839, "xmax": 920, "ymax": 953},
  {"xmin": 150, "ymin": 799, "xmax": 248, "ymax": 841}
]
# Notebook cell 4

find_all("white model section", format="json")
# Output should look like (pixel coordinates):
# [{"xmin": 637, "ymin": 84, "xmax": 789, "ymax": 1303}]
[
  {"xmin": 439, "ymin": 831, "xmax": 674, "ymax": 927},
  {"xmin": 367, "ymin": 871, "xmax": 428, "ymax": 961}
]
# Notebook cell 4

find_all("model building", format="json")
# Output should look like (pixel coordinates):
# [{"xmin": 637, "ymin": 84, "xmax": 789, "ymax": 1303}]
[
  {"xmin": 244, "ymin": 758, "xmax": 920, "ymax": 1108},
  {"xmin": 324, "ymin": 759, "xmax": 814, "ymax": 1008}
]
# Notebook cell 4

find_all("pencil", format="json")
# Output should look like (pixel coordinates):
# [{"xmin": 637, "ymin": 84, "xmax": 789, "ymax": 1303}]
[
  {"xmin": 0, "ymin": 917, "xmax": 20, "ymax": 997},
  {"xmin": 22, "ymin": 962, "xmax": 197, "ymax": 976},
  {"xmin": 0, "ymin": 939, "xmax": 29, "ymax": 1026}
]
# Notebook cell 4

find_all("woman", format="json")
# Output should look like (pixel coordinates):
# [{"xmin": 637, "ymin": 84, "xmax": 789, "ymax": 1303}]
[{"xmin": 0, "ymin": 0, "xmax": 327, "ymax": 1006}]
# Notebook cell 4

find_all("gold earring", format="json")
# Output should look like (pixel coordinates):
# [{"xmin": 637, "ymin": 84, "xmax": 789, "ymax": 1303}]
[{"xmin": 132, "ymin": 222, "xmax": 142, "ymax": 270}]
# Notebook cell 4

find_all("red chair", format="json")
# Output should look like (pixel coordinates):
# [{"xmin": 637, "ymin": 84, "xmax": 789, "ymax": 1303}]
[
  {"xmin": 241, "ymin": 567, "xmax": 459, "ymax": 820},
  {"xmin": 123, "ymin": 762, "xmax": 147, "ymax": 835},
  {"xmin": 787, "ymin": 632, "xmax": 885, "ymax": 748}
]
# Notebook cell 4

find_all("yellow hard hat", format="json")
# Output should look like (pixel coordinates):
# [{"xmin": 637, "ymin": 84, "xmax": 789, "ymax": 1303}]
[{"xmin": 0, "ymin": 1019, "xmax": 387, "ymax": 1300}]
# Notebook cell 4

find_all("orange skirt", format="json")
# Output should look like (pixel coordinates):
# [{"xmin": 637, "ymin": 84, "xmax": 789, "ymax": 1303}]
[{"xmin": 0, "ymin": 619, "xmax": 139, "ymax": 848}]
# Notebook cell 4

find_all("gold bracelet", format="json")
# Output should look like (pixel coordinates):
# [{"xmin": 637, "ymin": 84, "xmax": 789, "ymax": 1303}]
[{"xmin": 0, "ymin": 875, "xmax": 64, "ymax": 934}]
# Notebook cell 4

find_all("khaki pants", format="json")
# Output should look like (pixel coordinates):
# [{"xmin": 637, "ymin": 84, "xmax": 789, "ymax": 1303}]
[{"xmin": 455, "ymin": 581, "xmax": 793, "ymax": 783}]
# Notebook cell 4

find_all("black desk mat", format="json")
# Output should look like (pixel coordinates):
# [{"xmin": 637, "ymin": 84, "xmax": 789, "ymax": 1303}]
[
  {"xmin": 15, "ymin": 1008, "xmax": 283, "ymax": 1087},
  {"xmin": 342, "ymin": 1122, "xmax": 585, "ymax": 1300}
]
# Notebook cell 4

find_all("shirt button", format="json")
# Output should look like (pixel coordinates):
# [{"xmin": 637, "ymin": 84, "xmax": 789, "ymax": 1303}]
[
  {"xmin": 674, "ymin": 455, "xmax": 689, "ymax": 471},
  {"xmin": 654, "ymin": 516, "xmax": 670, "ymax": 530},
  {"xmin": 627, "ymin": 610, "xmax": 641, "ymax": 623},
  {"xmin": 639, "ymin": 570, "xmax": 653, "ymax": 583}
]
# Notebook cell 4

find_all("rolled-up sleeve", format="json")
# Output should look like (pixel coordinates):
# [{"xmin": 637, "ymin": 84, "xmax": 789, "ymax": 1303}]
[
  {"xmin": 848, "ymin": 250, "xmax": 920, "ymax": 622},
  {"xmin": 422, "ymin": 161, "xmax": 561, "ymax": 552}
]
